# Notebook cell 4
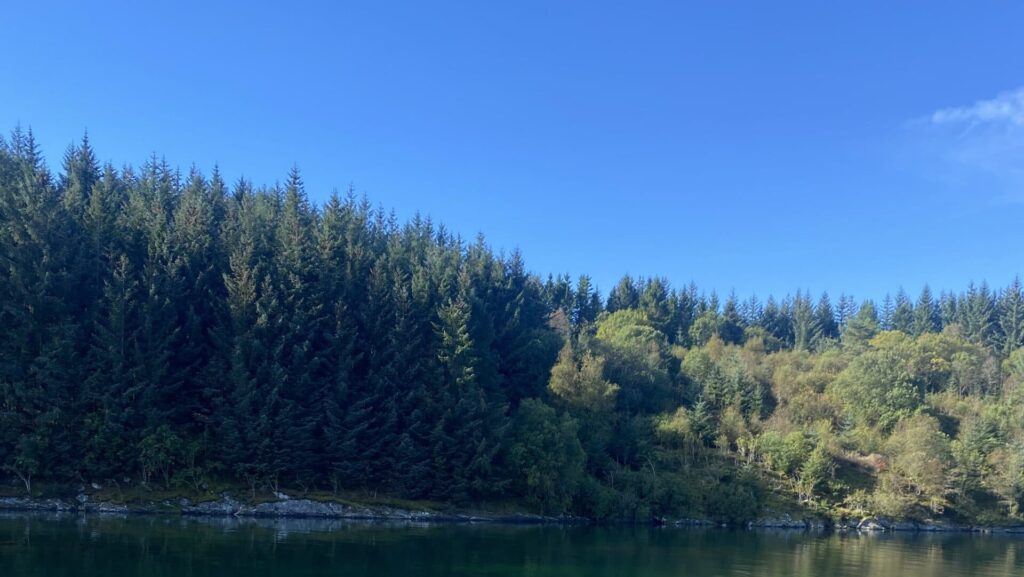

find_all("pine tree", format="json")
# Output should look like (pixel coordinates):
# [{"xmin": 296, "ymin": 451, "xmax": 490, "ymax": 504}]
[
  {"xmin": 836, "ymin": 293, "xmax": 857, "ymax": 329},
  {"xmin": 814, "ymin": 292, "xmax": 839, "ymax": 344},
  {"xmin": 741, "ymin": 294, "xmax": 764, "ymax": 327},
  {"xmin": 913, "ymin": 285, "xmax": 939, "ymax": 336},
  {"xmin": 674, "ymin": 284, "xmax": 700, "ymax": 346},
  {"xmin": 493, "ymin": 251, "xmax": 562, "ymax": 405},
  {"xmin": 998, "ymin": 277, "xmax": 1024, "ymax": 355},
  {"xmin": 892, "ymin": 289, "xmax": 914, "ymax": 334},
  {"xmin": 959, "ymin": 282, "xmax": 997, "ymax": 347},
  {"xmin": 273, "ymin": 167, "xmax": 319, "ymax": 486},
  {"xmin": 792, "ymin": 291, "xmax": 817, "ymax": 351},
  {"xmin": 432, "ymin": 295, "xmax": 505, "ymax": 501},
  {"xmin": 573, "ymin": 274, "xmax": 601, "ymax": 327},
  {"xmin": 880, "ymin": 293, "xmax": 895, "ymax": 331},
  {"xmin": 843, "ymin": 300, "xmax": 879, "ymax": 351},
  {"xmin": 639, "ymin": 277, "xmax": 672, "ymax": 337},
  {"xmin": 59, "ymin": 132, "xmax": 100, "ymax": 219},
  {"xmin": 81, "ymin": 254, "xmax": 142, "ymax": 481},
  {"xmin": 939, "ymin": 291, "xmax": 958, "ymax": 329},
  {"xmin": 719, "ymin": 294, "xmax": 745, "ymax": 345},
  {"xmin": 606, "ymin": 275, "xmax": 639, "ymax": 313},
  {"xmin": 761, "ymin": 295, "xmax": 791, "ymax": 347},
  {"xmin": 0, "ymin": 128, "xmax": 80, "ymax": 488}
]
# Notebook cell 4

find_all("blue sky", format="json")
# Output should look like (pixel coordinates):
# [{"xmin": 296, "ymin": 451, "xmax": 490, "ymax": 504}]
[{"xmin": 3, "ymin": 1, "xmax": 1023, "ymax": 302}]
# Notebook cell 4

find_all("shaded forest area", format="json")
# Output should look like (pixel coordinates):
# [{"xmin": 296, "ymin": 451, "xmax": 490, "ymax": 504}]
[{"xmin": 2, "ymin": 128, "xmax": 1024, "ymax": 524}]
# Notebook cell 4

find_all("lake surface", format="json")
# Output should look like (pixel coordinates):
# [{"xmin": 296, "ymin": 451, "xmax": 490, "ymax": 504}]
[{"xmin": 2, "ymin": 514, "xmax": 1023, "ymax": 576}]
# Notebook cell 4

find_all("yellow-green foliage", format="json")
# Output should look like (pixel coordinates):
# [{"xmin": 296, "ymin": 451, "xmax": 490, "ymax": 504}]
[{"xmin": 571, "ymin": 307, "xmax": 1024, "ymax": 522}]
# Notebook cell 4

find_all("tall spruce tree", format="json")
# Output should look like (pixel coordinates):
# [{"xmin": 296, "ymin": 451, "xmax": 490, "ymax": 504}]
[
  {"xmin": 998, "ymin": 277, "xmax": 1024, "ymax": 356},
  {"xmin": 913, "ymin": 285, "xmax": 939, "ymax": 336},
  {"xmin": 892, "ymin": 289, "xmax": 915, "ymax": 334}
]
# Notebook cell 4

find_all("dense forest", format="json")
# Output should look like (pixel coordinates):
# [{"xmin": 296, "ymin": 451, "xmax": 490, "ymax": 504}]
[{"xmin": 2, "ymin": 128, "xmax": 1024, "ymax": 524}]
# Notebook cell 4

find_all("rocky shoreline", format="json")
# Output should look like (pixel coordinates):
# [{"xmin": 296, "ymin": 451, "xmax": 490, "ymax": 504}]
[
  {"xmin": 746, "ymin": 513, "xmax": 1024, "ymax": 534},
  {"xmin": 3, "ymin": 495, "xmax": 1024, "ymax": 533},
  {"xmin": 0, "ymin": 494, "xmax": 586, "ymax": 525}
]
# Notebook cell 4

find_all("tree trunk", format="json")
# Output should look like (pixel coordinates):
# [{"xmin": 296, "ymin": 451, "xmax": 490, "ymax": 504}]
[{"xmin": 16, "ymin": 471, "xmax": 31, "ymax": 496}]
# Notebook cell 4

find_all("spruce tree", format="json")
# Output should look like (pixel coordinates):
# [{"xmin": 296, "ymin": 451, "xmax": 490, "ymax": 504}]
[
  {"xmin": 880, "ymin": 293, "xmax": 895, "ymax": 331},
  {"xmin": 719, "ymin": 294, "xmax": 746, "ymax": 345},
  {"xmin": 606, "ymin": 275, "xmax": 639, "ymax": 313},
  {"xmin": 913, "ymin": 285, "xmax": 939, "ymax": 336},
  {"xmin": 814, "ymin": 292, "xmax": 839, "ymax": 344},
  {"xmin": 892, "ymin": 289, "xmax": 914, "ymax": 334},
  {"xmin": 960, "ymin": 282, "xmax": 997, "ymax": 347},
  {"xmin": 998, "ymin": 277, "xmax": 1024, "ymax": 355}
]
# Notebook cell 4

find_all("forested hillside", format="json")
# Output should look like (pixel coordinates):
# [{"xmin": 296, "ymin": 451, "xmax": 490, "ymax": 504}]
[{"xmin": 2, "ymin": 128, "xmax": 1024, "ymax": 524}]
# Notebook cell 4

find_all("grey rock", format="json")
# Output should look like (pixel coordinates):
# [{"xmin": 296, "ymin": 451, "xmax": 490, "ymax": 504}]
[
  {"xmin": 181, "ymin": 495, "xmax": 242, "ymax": 516},
  {"xmin": 916, "ymin": 522, "xmax": 967, "ymax": 532},
  {"xmin": 748, "ymin": 514, "xmax": 810, "ymax": 529},
  {"xmin": 1001, "ymin": 526, "xmax": 1024, "ymax": 533},
  {"xmin": 83, "ymin": 502, "xmax": 132, "ymax": 514},
  {"xmin": 0, "ymin": 497, "xmax": 73, "ymax": 512},
  {"xmin": 672, "ymin": 518, "xmax": 714, "ymax": 527},
  {"xmin": 857, "ymin": 518, "xmax": 887, "ymax": 532}
]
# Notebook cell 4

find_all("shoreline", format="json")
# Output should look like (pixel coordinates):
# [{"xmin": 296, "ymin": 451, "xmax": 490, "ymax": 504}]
[
  {"xmin": 0, "ymin": 494, "xmax": 587, "ymax": 526},
  {"xmin": 3, "ymin": 495, "xmax": 1024, "ymax": 534}
]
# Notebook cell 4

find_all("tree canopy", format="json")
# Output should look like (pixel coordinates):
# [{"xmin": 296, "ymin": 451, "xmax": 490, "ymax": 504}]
[{"xmin": 3, "ymin": 128, "xmax": 1024, "ymax": 524}]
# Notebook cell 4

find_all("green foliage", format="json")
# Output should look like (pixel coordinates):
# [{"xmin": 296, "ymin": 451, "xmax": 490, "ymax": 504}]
[
  {"xmin": 797, "ymin": 444, "xmax": 834, "ymax": 502},
  {"xmin": 755, "ymin": 431, "xmax": 811, "ymax": 477},
  {"xmin": 703, "ymin": 472, "xmax": 762, "ymax": 524},
  {"xmin": 830, "ymin": 332, "xmax": 923, "ymax": 431},
  {"xmin": 548, "ymin": 343, "xmax": 619, "ymax": 413},
  {"xmin": 505, "ymin": 399, "xmax": 585, "ymax": 513},
  {"xmin": 593, "ymin": 310, "xmax": 677, "ymax": 413},
  {"xmin": 874, "ymin": 415, "xmax": 954, "ymax": 517},
  {"xmin": 139, "ymin": 425, "xmax": 184, "ymax": 489},
  {"xmin": 4, "ymin": 129, "xmax": 1024, "ymax": 525}
]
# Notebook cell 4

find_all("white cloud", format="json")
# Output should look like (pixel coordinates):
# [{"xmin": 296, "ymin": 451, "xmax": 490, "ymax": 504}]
[
  {"xmin": 912, "ymin": 87, "xmax": 1024, "ymax": 203},
  {"xmin": 933, "ymin": 88, "xmax": 1024, "ymax": 128},
  {"xmin": 931, "ymin": 88, "xmax": 1024, "ymax": 128}
]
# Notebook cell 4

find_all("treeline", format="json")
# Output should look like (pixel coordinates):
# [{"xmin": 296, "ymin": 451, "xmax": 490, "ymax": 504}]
[
  {"xmin": 2, "ymin": 128, "xmax": 1023, "ymax": 523},
  {"xmin": 550, "ymin": 274, "xmax": 1024, "ymax": 356}
]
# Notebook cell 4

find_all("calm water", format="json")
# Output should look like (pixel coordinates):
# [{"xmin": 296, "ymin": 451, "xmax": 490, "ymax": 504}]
[{"xmin": 2, "ymin": 514, "xmax": 1023, "ymax": 576}]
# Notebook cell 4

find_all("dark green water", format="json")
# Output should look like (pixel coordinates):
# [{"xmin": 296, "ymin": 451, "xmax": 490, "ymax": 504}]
[{"xmin": 2, "ymin": 514, "xmax": 1023, "ymax": 577}]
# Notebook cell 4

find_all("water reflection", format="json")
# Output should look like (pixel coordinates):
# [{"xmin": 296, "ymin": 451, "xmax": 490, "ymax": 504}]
[{"xmin": 0, "ymin": 513, "xmax": 1021, "ymax": 577}]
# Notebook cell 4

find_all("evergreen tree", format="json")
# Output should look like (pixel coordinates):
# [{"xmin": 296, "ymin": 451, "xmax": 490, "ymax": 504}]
[
  {"xmin": 761, "ymin": 295, "xmax": 791, "ymax": 347},
  {"xmin": 880, "ymin": 293, "xmax": 895, "ymax": 331},
  {"xmin": 939, "ymin": 291, "xmax": 958, "ymax": 329},
  {"xmin": 892, "ymin": 289, "xmax": 914, "ymax": 334},
  {"xmin": 836, "ymin": 293, "xmax": 857, "ymax": 329},
  {"xmin": 741, "ymin": 294, "xmax": 764, "ymax": 326},
  {"xmin": 572, "ymin": 274, "xmax": 601, "ymax": 327},
  {"xmin": 998, "ymin": 277, "xmax": 1024, "ymax": 356},
  {"xmin": 913, "ymin": 285, "xmax": 939, "ymax": 336},
  {"xmin": 432, "ymin": 295, "xmax": 505, "ymax": 501},
  {"xmin": 792, "ymin": 291, "xmax": 817, "ymax": 351},
  {"xmin": 960, "ymin": 282, "xmax": 997, "ymax": 347},
  {"xmin": 814, "ymin": 292, "xmax": 839, "ymax": 344},
  {"xmin": 719, "ymin": 294, "xmax": 746, "ymax": 345},
  {"xmin": 842, "ymin": 300, "xmax": 879, "ymax": 351},
  {"xmin": 606, "ymin": 275, "xmax": 639, "ymax": 313},
  {"xmin": 639, "ymin": 277, "xmax": 673, "ymax": 337}
]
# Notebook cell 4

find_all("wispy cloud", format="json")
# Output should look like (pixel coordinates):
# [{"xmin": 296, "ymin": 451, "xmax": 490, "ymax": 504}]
[
  {"xmin": 912, "ymin": 88, "xmax": 1024, "ymax": 203},
  {"xmin": 930, "ymin": 88, "xmax": 1024, "ymax": 128}
]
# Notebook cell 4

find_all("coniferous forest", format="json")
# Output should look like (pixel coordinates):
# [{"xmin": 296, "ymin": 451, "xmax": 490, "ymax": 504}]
[{"xmin": 4, "ymin": 128, "xmax": 1024, "ymax": 525}]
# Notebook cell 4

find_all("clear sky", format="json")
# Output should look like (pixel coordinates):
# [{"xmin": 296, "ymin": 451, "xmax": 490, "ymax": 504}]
[{"xmin": 3, "ymin": 1, "xmax": 1023, "ymax": 302}]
